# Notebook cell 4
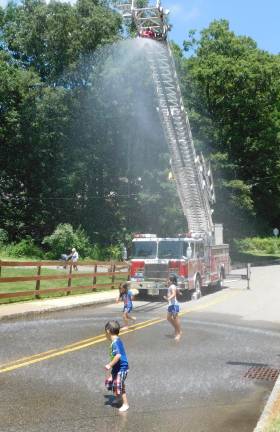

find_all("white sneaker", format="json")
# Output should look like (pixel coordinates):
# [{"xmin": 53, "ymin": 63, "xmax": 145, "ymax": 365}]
[{"xmin": 119, "ymin": 404, "xmax": 129, "ymax": 412}]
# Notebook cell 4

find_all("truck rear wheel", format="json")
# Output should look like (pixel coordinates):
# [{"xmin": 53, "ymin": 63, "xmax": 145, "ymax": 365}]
[{"xmin": 194, "ymin": 276, "xmax": 202, "ymax": 298}]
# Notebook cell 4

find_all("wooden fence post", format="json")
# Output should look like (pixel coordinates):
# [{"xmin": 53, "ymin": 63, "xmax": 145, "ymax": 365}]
[
  {"xmin": 92, "ymin": 264, "xmax": 97, "ymax": 291},
  {"xmin": 67, "ymin": 264, "xmax": 72, "ymax": 295},
  {"xmin": 35, "ymin": 265, "xmax": 41, "ymax": 299},
  {"xmin": 111, "ymin": 263, "xmax": 116, "ymax": 289}
]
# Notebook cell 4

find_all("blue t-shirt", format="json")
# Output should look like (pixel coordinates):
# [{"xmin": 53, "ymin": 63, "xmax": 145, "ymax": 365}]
[
  {"xmin": 121, "ymin": 290, "xmax": 133, "ymax": 309},
  {"xmin": 110, "ymin": 337, "xmax": 129, "ymax": 375}
]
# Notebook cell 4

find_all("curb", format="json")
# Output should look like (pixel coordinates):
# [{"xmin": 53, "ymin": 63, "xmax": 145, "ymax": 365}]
[
  {"xmin": 253, "ymin": 373, "xmax": 280, "ymax": 432},
  {"xmin": 0, "ymin": 292, "xmax": 118, "ymax": 321}
]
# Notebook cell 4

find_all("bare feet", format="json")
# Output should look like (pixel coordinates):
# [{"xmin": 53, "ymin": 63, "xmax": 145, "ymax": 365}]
[{"xmin": 174, "ymin": 332, "xmax": 182, "ymax": 341}]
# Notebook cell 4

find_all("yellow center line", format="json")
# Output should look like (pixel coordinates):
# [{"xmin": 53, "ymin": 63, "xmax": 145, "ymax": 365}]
[{"xmin": 0, "ymin": 290, "xmax": 240, "ymax": 374}]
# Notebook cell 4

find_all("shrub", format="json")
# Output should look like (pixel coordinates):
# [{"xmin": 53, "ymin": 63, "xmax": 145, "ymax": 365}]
[
  {"xmin": 235, "ymin": 237, "xmax": 280, "ymax": 255},
  {"xmin": 85, "ymin": 244, "xmax": 106, "ymax": 261},
  {"xmin": 42, "ymin": 223, "xmax": 91, "ymax": 259},
  {"xmin": 6, "ymin": 237, "xmax": 43, "ymax": 258},
  {"xmin": 105, "ymin": 244, "xmax": 123, "ymax": 260},
  {"xmin": 0, "ymin": 229, "xmax": 8, "ymax": 246}
]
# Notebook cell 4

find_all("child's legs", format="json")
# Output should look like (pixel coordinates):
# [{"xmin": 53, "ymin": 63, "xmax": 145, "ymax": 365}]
[
  {"xmin": 173, "ymin": 315, "xmax": 181, "ymax": 335},
  {"xmin": 122, "ymin": 311, "xmax": 129, "ymax": 326},
  {"xmin": 126, "ymin": 307, "xmax": 136, "ymax": 321},
  {"xmin": 113, "ymin": 372, "xmax": 128, "ymax": 406},
  {"xmin": 167, "ymin": 312, "xmax": 177, "ymax": 329},
  {"xmin": 122, "ymin": 389, "xmax": 128, "ymax": 406}
]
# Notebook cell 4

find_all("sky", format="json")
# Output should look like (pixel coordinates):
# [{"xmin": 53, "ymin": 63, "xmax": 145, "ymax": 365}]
[
  {"xmin": 164, "ymin": 0, "xmax": 280, "ymax": 54},
  {"xmin": 0, "ymin": 0, "xmax": 279, "ymax": 55}
]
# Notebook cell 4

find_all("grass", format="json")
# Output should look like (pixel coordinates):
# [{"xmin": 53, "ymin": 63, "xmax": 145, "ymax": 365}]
[
  {"xmin": 0, "ymin": 265, "xmax": 127, "ymax": 304},
  {"xmin": 265, "ymin": 416, "xmax": 280, "ymax": 432},
  {"xmin": 0, "ymin": 253, "xmax": 41, "ymax": 261},
  {"xmin": 231, "ymin": 251, "xmax": 280, "ymax": 265}
]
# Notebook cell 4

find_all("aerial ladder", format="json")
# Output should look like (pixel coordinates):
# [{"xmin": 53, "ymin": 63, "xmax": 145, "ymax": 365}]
[{"xmin": 114, "ymin": 0, "xmax": 216, "ymax": 242}]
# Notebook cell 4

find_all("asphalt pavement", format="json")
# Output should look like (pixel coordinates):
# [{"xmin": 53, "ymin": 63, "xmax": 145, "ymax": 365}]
[{"xmin": 0, "ymin": 266, "xmax": 280, "ymax": 432}]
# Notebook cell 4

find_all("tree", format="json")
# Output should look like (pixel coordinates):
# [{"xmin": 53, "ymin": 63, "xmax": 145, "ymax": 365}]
[
  {"xmin": 176, "ymin": 20, "xmax": 280, "ymax": 239},
  {"xmin": 1, "ymin": 0, "xmax": 122, "ymax": 82}
]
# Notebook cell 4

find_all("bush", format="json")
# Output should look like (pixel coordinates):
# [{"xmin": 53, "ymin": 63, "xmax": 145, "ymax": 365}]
[
  {"xmin": 105, "ymin": 244, "xmax": 123, "ymax": 260},
  {"xmin": 5, "ymin": 237, "xmax": 43, "ymax": 258},
  {"xmin": 235, "ymin": 237, "xmax": 280, "ymax": 255},
  {"xmin": 85, "ymin": 244, "xmax": 106, "ymax": 261},
  {"xmin": 42, "ymin": 223, "xmax": 92, "ymax": 259},
  {"xmin": 0, "ymin": 229, "xmax": 8, "ymax": 246}
]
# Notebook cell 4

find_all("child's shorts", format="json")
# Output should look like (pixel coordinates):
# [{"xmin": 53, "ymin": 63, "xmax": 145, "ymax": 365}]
[
  {"xmin": 123, "ymin": 305, "xmax": 132, "ymax": 313},
  {"xmin": 167, "ymin": 304, "xmax": 180, "ymax": 317},
  {"xmin": 105, "ymin": 371, "xmax": 128, "ymax": 395}
]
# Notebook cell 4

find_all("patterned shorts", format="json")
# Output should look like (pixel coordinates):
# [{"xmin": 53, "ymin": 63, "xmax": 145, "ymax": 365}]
[
  {"xmin": 167, "ymin": 304, "xmax": 180, "ymax": 317},
  {"xmin": 105, "ymin": 370, "xmax": 128, "ymax": 396},
  {"xmin": 123, "ymin": 305, "xmax": 132, "ymax": 314}
]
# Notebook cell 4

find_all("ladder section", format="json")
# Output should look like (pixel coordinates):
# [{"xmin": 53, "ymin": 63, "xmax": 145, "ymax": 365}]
[
  {"xmin": 146, "ymin": 41, "xmax": 214, "ymax": 234},
  {"xmin": 113, "ymin": 0, "xmax": 215, "ymax": 236}
]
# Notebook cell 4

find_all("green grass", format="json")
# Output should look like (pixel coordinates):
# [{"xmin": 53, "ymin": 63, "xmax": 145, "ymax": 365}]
[
  {"xmin": 265, "ymin": 416, "xmax": 280, "ymax": 432},
  {"xmin": 231, "ymin": 250, "xmax": 280, "ymax": 265},
  {"xmin": 0, "ymin": 253, "xmax": 41, "ymax": 261},
  {"xmin": 0, "ymin": 266, "xmax": 126, "ymax": 304}
]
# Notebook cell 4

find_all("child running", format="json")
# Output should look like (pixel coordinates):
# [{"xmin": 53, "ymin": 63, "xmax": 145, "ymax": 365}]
[
  {"xmin": 116, "ymin": 282, "xmax": 136, "ymax": 330},
  {"xmin": 164, "ymin": 275, "xmax": 182, "ymax": 341},
  {"xmin": 104, "ymin": 320, "xmax": 130, "ymax": 412}
]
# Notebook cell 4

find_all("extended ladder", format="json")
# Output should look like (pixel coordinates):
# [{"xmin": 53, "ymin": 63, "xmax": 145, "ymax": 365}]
[{"xmin": 113, "ymin": 0, "xmax": 215, "ymax": 237}]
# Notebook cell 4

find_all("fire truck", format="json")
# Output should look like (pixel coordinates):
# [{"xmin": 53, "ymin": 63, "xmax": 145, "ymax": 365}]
[
  {"xmin": 114, "ymin": 0, "xmax": 232, "ymax": 298},
  {"xmin": 129, "ymin": 228, "xmax": 230, "ymax": 299}
]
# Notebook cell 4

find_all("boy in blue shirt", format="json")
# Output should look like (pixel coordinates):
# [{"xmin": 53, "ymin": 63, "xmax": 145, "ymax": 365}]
[{"xmin": 105, "ymin": 320, "xmax": 129, "ymax": 412}]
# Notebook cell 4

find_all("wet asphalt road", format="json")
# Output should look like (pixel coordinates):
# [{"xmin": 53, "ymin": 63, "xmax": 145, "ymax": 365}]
[{"xmin": 0, "ymin": 265, "xmax": 280, "ymax": 432}]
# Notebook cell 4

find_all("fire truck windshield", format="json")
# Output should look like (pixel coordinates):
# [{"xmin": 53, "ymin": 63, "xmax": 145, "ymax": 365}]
[
  {"xmin": 131, "ymin": 241, "xmax": 157, "ymax": 259},
  {"xmin": 158, "ymin": 241, "xmax": 182, "ymax": 259}
]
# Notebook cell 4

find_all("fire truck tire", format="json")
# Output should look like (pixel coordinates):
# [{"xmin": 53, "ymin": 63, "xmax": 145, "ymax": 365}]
[
  {"xmin": 194, "ymin": 276, "xmax": 202, "ymax": 296},
  {"xmin": 138, "ymin": 289, "xmax": 147, "ymax": 300}
]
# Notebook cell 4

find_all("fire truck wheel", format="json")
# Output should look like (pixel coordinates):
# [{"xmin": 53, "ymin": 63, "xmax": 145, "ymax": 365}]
[
  {"xmin": 194, "ymin": 276, "xmax": 202, "ymax": 297},
  {"xmin": 137, "ymin": 289, "xmax": 147, "ymax": 300},
  {"xmin": 216, "ymin": 276, "xmax": 223, "ymax": 290}
]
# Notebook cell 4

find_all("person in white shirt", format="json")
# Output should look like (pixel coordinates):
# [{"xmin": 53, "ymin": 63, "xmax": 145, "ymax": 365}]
[
  {"xmin": 70, "ymin": 247, "xmax": 79, "ymax": 271},
  {"xmin": 164, "ymin": 275, "xmax": 182, "ymax": 341}
]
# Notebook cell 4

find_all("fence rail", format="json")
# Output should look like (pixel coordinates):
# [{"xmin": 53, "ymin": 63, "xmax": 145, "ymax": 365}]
[{"xmin": 0, "ymin": 260, "xmax": 130, "ymax": 302}]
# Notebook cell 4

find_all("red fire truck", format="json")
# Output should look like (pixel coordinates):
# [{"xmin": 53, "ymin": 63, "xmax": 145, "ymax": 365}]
[{"xmin": 129, "ymin": 227, "xmax": 230, "ymax": 299}]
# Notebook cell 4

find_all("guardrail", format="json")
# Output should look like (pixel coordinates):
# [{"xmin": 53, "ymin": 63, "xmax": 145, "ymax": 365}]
[
  {"xmin": 225, "ymin": 263, "xmax": 251, "ymax": 289},
  {"xmin": 0, "ymin": 260, "xmax": 130, "ymax": 302}
]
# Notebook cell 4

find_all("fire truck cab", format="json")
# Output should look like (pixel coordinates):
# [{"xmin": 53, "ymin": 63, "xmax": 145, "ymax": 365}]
[{"xmin": 129, "ymin": 229, "xmax": 230, "ymax": 299}]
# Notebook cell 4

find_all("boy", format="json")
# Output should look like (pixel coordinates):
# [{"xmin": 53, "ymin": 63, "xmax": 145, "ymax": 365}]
[
  {"xmin": 104, "ymin": 320, "xmax": 129, "ymax": 412},
  {"xmin": 116, "ymin": 283, "xmax": 136, "ymax": 330}
]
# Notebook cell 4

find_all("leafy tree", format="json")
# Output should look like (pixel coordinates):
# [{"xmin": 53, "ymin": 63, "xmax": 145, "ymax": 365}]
[
  {"xmin": 176, "ymin": 20, "xmax": 280, "ymax": 239},
  {"xmin": 1, "ymin": 0, "xmax": 122, "ymax": 82},
  {"xmin": 42, "ymin": 223, "xmax": 91, "ymax": 258}
]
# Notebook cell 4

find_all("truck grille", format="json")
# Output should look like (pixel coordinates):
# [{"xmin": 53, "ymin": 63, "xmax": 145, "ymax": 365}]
[{"xmin": 144, "ymin": 264, "xmax": 169, "ymax": 280}]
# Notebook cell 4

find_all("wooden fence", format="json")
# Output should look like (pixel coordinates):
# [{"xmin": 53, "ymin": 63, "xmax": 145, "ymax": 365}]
[{"xmin": 0, "ymin": 260, "xmax": 130, "ymax": 302}]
